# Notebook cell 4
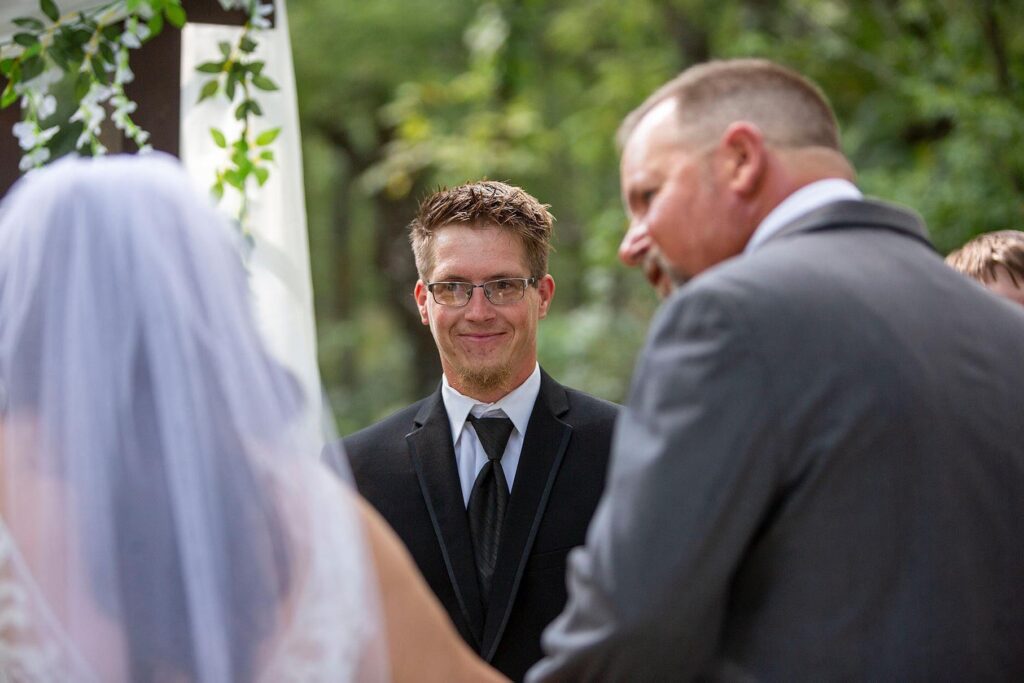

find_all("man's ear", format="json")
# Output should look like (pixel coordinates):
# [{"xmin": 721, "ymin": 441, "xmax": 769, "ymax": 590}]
[
  {"xmin": 719, "ymin": 122, "xmax": 766, "ymax": 197},
  {"xmin": 536, "ymin": 274, "xmax": 555, "ymax": 319},
  {"xmin": 414, "ymin": 280, "xmax": 430, "ymax": 325}
]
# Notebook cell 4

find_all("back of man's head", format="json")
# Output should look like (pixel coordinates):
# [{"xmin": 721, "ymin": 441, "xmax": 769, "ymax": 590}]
[
  {"xmin": 409, "ymin": 180, "xmax": 554, "ymax": 280},
  {"xmin": 618, "ymin": 58, "xmax": 841, "ymax": 152}
]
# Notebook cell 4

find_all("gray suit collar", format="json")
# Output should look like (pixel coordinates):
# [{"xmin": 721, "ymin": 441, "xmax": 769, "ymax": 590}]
[{"xmin": 753, "ymin": 198, "xmax": 934, "ymax": 253}]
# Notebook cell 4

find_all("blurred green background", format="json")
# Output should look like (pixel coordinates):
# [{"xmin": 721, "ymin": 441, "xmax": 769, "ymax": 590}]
[{"xmin": 287, "ymin": 0, "xmax": 1023, "ymax": 433}]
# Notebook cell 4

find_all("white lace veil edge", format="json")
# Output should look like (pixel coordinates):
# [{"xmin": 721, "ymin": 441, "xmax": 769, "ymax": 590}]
[{"xmin": 0, "ymin": 154, "xmax": 388, "ymax": 682}]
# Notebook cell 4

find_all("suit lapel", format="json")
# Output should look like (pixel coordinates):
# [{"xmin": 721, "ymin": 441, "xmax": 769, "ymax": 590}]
[
  {"xmin": 480, "ymin": 369, "xmax": 572, "ymax": 660},
  {"xmin": 405, "ymin": 389, "xmax": 486, "ymax": 647}
]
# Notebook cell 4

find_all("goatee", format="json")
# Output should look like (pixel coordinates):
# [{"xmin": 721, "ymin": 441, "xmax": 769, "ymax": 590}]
[{"xmin": 457, "ymin": 363, "xmax": 513, "ymax": 397}]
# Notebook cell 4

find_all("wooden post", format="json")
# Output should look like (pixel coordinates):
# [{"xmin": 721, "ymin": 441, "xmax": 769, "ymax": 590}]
[{"xmin": 0, "ymin": 105, "xmax": 20, "ymax": 195}]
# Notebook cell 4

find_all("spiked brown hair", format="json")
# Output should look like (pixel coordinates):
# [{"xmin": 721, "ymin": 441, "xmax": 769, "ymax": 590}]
[{"xmin": 409, "ymin": 180, "xmax": 554, "ymax": 280}]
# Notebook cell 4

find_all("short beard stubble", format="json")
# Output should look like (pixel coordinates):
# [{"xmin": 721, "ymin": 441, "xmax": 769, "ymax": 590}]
[{"xmin": 455, "ymin": 362, "xmax": 514, "ymax": 399}]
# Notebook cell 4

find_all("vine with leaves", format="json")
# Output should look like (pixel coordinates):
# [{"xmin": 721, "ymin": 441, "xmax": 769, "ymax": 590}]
[
  {"xmin": 194, "ymin": 1, "xmax": 279, "ymax": 232},
  {"xmin": 0, "ymin": 0, "xmax": 279, "ymax": 230}
]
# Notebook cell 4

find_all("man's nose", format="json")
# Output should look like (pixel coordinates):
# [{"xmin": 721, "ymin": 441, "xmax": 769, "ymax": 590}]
[
  {"xmin": 463, "ymin": 286, "xmax": 496, "ymax": 320},
  {"xmin": 619, "ymin": 221, "xmax": 651, "ymax": 267}
]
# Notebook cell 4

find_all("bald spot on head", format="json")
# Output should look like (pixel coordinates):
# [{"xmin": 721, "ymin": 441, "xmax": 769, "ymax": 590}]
[{"xmin": 618, "ymin": 59, "xmax": 842, "ymax": 154}]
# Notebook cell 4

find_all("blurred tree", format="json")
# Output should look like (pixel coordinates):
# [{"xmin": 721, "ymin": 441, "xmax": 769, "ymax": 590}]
[
  {"xmin": 290, "ymin": 0, "xmax": 1023, "ymax": 432},
  {"xmin": 291, "ymin": 0, "xmax": 476, "ymax": 429}
]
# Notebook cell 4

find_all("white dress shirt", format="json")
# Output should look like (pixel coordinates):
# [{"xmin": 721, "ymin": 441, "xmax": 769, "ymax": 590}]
[
  {"xmin": 442, "ymin": 364, "xmax": 541, "ymax": 505},
  {"xmin": 745, "ymin": 178, "xmax": 863, "ymax": 253}
]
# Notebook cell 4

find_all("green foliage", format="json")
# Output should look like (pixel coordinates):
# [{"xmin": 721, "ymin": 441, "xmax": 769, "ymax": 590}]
[
  {"xmin": 0, "ymin": 0, "xmax": 179, "ymax": 168},
  {"xmin": 192, "ymin": 3, "xmax": 280, "ymax": 231},
  {"xmin": 1, "ymin": 0, "xmax": 281, "ymax": 233},
  {"xmin": 291, "ymin": 0, "xmax": 1021, "ymax": 429}
]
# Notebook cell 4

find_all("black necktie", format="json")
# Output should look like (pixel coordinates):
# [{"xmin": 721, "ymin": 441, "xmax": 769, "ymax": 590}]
[{"xmin": 466, "ymin": 413, "xmax": 514, "ymax": 604}]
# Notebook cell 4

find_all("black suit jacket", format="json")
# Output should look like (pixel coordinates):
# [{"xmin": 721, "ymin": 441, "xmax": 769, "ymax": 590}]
[{"xmin": 342, "ymin": 368, "xmax": 617, "ymax": 681}]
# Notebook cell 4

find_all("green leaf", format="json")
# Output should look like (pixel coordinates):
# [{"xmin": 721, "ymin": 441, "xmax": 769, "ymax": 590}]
[
  {"xmin": 211, "ymin": 181, "xmax": 225, "ymax": 200},
  {"xmin": 219, "ymin": 41, "xmax": 232, "ymax": 58},
  {"xmin": 75, "ymin": 71, "xmax": 91, "ymax": 100},
  {"xmin": 20, "ymin": 56, "xmax": 44, "ymax": 81},
  {"xmin": 53, "ymin": 27, "xmax": 71, "ymax": 51},
  {"xmin": 24, "ymin": 41, "xmax": 44, "ymax": 60},
  {"xmin": 196, "ymin": 61, "xmax": 224, "ymax": 74},
  {"xmin": 13, "ymin": 17, "xmax": 45, "ymax": 31},
  {"xmin": 49, "ymin": 47, "xmax": 70, "ymax": 71},
  {"xmin": 197, "ymin": 79, "xmax": 219, "ymax": 103},
  {"xmin": 13, "ymin": 33, "xmax": 39, "ymax": 48},
  {"xmin": 251, "ymin": 74, "xmax": 278, "ymax": 92},
  {"xmin": 259, "ymin": 149, "xmax": 275, "ymax": 161},
  {"xmin": 102, "ymin": 25, "xmax": 120, "ymax": 42},
  {"xmin": 1, "ymin": 83, "xmax": 18, "ymax": 109},
  {"xmin": 224, "ymin": 169, "xmax": 245, "ymax": 190},
  {"xmin": 235, "ymin": 99, "xmax": 264, "ymax": 120},
  {"xmin": 165, "ymin": 4, "xmax": 186, "ymax": 29},
  {"xmin": 125, "ymin": 0, "xmax": 141, "ymax": 10},
  {"xmin": 147, "ymin": 11, "xmax": 165, "ymax": 37},
  {"xmin": 225, "ymin": 72, "xmax": 238, "ymax": 101},
  {"xmin": 40, "ymin": 0, "xmax": 60, "ymax": 23},
  {"xmin": 255, "ymin": 127, "xmax": 280, "ymax": 146},
  {"xmin": 210, "ymin": 127, "xmax": 227, "ymax": 148},
  {"xmin": 254, "ymin": 166, "xmax": 269, "ymax": 186},
  {"xmin": 239, "ymin": 36, "xmax": 258, "ymax": 53},
  {"xmin": 98, "ymin": 42, "xmax": 115, "ymax": 65},
  {"xmin": 0, "ymin": 59, "xmax": 14, "ymax": 77}
]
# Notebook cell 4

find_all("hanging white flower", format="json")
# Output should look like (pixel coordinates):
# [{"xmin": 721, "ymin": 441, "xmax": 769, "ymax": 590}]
[{"xmin": 18, "ymin": 147, "xmax": 51, "ymax": 172}]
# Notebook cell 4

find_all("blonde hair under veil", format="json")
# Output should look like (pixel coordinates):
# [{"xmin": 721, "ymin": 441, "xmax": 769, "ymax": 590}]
[{"xmin": 0, "ymin": 154, "xmax": 387, "ymax": 682}]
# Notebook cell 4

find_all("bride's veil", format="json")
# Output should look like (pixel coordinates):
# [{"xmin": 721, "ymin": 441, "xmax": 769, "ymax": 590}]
[{"xmin": 0, "ymin": 154, "xmax": 387, "ymax": 682}]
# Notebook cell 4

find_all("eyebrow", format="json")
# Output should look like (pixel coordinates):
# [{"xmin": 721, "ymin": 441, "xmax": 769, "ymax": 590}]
[{"xmin": 431, "ymin": 273, "xmax": 527, "ymax": 282}]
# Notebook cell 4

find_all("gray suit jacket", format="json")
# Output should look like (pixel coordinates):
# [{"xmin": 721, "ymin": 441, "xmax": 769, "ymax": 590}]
[{"xmin": 529, "ymin": 200, "xmax": 1024, "ymax": 681}]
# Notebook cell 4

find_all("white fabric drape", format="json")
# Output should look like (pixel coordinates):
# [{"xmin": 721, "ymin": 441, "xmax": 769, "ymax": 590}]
[{"xmin": 180, "ymin": 0, "xmax": 324, "ymax": 446}]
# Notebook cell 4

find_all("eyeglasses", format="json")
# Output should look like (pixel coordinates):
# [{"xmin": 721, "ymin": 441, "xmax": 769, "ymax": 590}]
[{"xmin": 426, "ymin": 277, "xmax": 537, "ymax": 307}]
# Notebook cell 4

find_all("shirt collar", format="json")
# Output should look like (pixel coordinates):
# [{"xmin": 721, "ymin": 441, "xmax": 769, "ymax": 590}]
[
  {"xmin": 745, "ymin": 178, "xmax": 862, "ymax": 253},
  {"xmin": 442, "ymin": 364, "xmax": 541, "ymax": 440}
]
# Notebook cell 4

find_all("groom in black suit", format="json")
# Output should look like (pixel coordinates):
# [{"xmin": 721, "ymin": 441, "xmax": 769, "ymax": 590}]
[{"xmin": 340, "ymin": 181, "xmax": 617, "ymax": 681}]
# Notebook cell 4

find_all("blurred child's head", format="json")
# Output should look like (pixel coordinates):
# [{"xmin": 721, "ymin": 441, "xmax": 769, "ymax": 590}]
[{"xmin": 946, "ymin": 230, "xmax": 1024, "ymax": 306}]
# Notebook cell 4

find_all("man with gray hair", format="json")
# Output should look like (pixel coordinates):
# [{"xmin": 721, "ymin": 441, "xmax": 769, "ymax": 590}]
[{"xmin": 529, "ymin": 59, "xmax": 1024, "ymax": 681}]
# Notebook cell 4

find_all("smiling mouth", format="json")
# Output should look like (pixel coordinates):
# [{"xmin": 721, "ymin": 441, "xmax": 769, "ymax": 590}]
[{"xmin": 460, "ymin": 331, "xmax": 506, "ymax": 341}]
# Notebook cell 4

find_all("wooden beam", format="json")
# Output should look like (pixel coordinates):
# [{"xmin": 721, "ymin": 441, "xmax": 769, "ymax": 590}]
[
  {"xmin": 0, "ymin": 105, "xmax": 21, "ymax": 197},
  {"xmin": 185, "ymin": 0, "xmax": 275, "ymax": 28},
  {"xmin": 125, "ymin": 22, "xmax": 182, "ymax": 156}
]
